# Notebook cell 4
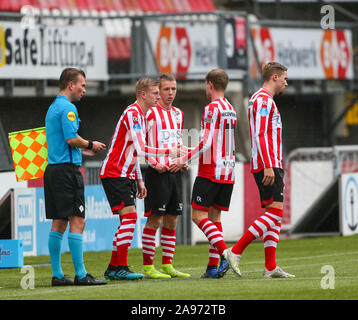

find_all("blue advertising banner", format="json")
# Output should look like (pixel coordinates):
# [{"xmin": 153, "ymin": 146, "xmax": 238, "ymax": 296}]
[
  {"xmin": 0, "ymin": 240, "xmax": 24, "ymax": 268},
  {"xmin": 14, "ymin": 186, "xmax": 146, "ymax": 256}
]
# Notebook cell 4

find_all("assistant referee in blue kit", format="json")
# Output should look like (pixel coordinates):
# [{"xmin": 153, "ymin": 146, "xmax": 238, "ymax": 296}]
[{"xmin": 44, "ymin": 68, "xmax": 107, "ymax": 286}]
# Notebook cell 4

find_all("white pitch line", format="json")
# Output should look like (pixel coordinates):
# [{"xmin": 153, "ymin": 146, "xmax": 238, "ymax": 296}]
[
  {"xmin": 244, "ymin": 258, "xmax": 358, "ymax": 273},
  {"xmin": 240, "ymin": 251, "xmax": 358, "ymax": 265}
]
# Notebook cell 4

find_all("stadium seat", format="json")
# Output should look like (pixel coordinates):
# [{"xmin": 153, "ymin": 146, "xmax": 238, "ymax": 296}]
[
  {"xmin": 66, "ymin": 0, "xmax": 81, "ymax": 16},
  {"xmin": 155, "ymin": 0, "xmax": 168, "ymax": 13},
  {"xmin": 188, "ymin": 0, "xmax": 201, "ymax": 12},
  {"xmin": 54, "ymin": 0, "xmax": 72, "ymax": 16},
  {"xmin": 75, "ymin": 0, "xmax": 89, "ymax": 12},
  {"xmin": 172, "ymin": 0, "xmax": 185, "ymax": 13},
  {"xmin": 0, "ymin": 0, "xmax": 10, "ymax": 11},
  {"xmin": 113, "ymin": 37, "xmax": 130, "ymax": 60},
  {"xmin": 121, "ymin": 0, "xmax": 138, "ymax": 14},
  {"xmin": 203, "ymin": 0, "xmax": 216, "ymax": 11},
  {"xmin": 138, "ymin": 0, "xmax": 152, "ymax": 13},
  {"xmin": 107, "ymin": 37, "xmax": 121, "ymax": 60},
  {"xmin": 163, "ymin": 0, "xmax": 176, "ymax": 13},
  {"xmin": 2, "ymin": 0, "xmax": 21, "ymax": 11},
  {"xmin": 111, "ymin": 0, "xmax": 125, "ymax": 14},
  {"xmin": 179, "ymin": 0, "xmax": 192, "ymax": 13},
  {"xmin": 94, "ymin": 0, "xmax": 108, "ymax": 12}
]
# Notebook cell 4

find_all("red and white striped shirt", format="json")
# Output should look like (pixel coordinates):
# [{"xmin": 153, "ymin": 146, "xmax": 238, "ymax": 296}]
[
  {"xmin": 146, "ymin": 103, "xmax": 184, "ymax": 168},
  {"xmin": 99, "ymin": 102, "xmax": 170, "ymax": 180},
  {"xmin": 248, "ymin": 88, "xmax": 283, "ymax": 173},
  {"xmin": 183, "ymin": 97, "xmax": 237, "ymax": 184}
]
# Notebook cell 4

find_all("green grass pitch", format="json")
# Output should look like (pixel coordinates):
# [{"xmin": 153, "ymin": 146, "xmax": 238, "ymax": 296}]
[{"xmin": 0, "ymin": 234, "xmax": 357, "ymax": 300}]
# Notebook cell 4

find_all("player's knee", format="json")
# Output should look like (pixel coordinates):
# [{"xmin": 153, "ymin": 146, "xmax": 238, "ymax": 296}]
[
  {"xmin": 163, "ymin": 214, "xmax": 177, "ymax": 229},
  {"xmin": 191, "ymin": 210, "xmax": 204, "ymax": 225},
  {"xmin": 145, "ymin": 216, "xmax": 162, "ymax": 230}
]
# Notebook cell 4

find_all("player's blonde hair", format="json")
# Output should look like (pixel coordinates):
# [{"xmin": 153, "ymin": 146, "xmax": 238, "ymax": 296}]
[
  {"xmin": 262, "ymin": 62, "xmax": 287, "ymax": 82},
  {"xmin": 135, "ymin": 77, "xmax": 159, "ymax": 98}
]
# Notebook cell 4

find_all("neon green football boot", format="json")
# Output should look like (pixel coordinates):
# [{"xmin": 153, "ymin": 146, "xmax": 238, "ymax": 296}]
[
  {"xmin": 160, "ymin": 264, "xmax": 191, "ymax": 278},
  {"xmin": 143, "ymin": 265, "xmax": 171, "ymax": 279}
]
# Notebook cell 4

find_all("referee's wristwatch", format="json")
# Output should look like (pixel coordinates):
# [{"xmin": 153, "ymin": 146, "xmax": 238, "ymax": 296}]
[{"xmin": 86, "ymin": 140, "xmax": 93, "ymax": 150}]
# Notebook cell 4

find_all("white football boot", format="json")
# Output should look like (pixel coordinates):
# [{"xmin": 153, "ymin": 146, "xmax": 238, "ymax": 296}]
[
  {"xmin": 263, "ymin": 266, "xmax": 295, "ymax": 278},
  {"xmin": 223, "ymin": 248, "xmax": 242, "ymax": 277}
]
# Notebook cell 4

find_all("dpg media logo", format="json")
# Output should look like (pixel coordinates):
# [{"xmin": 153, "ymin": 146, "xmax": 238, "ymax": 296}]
[{"xmin": 155, "ymin": 26, "xmax": 191, "ymax": 76}]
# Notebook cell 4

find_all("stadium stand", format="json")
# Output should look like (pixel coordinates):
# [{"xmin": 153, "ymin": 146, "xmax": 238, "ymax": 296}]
[{"xmin": 0, "ymin": 0, "xmax": 216, "ymax": 62}]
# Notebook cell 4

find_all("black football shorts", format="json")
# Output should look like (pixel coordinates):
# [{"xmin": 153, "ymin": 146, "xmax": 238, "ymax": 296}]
[
  {"xmin": 253, "ymin": 167, "xmax": 284, "ymax": 208},
  {"xmin": 144, "ymin": 167, "xmax": 183, "ymax": 217},
  {"xmin": 191, "ymin": 176, "xmax": 234, "ymax": 212},
  {"xmin": 101, "ymin": 177, "xmax": 137, "ymax": 214},
  {"xmin": 44, "ymin": 163, "xmax": 85, "ymax": 220}
]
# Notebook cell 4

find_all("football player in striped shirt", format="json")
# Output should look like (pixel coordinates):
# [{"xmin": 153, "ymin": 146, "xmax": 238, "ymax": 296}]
[
  {"xmin": 224, "ymin": 62, "xmax": 295, "ymax": 278},
  {"xmin": 173, "ymin": 69, "xmax": 237, "ymax": 278},
  {"xmin": 100, "ymin": 78, "xmax": 182, "ymax": 281},
  {"xmin": 141, "ymin": 73, "xmax": 190, "ymax": 279}
]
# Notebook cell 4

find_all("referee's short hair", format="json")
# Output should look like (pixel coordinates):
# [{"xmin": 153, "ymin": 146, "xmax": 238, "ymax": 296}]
[
  {"xmin": 59, "ymin": 68, "xmax": 86, "ymax": 90},
  {"xmin": 205, "ymin": 69, "xmax": 229, "ymax": 91},
  {"xmin": 136, "ymin": 77, "xmax": 159, "ymax": 98},
  {"xmin": 262, "ymin": 62, "xmax": 287, "ymax": 82}
]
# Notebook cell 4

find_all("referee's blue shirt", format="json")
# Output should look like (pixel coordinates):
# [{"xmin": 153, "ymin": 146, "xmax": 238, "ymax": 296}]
[{"xmin": 45, "ymin": 94, "xmax": 82, "ymax": 166}]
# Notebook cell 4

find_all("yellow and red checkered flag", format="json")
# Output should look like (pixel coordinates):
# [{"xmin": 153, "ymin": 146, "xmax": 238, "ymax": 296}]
[{"xmin": 8, "ymin": 127, "xmax": 48, "ymax": 182}]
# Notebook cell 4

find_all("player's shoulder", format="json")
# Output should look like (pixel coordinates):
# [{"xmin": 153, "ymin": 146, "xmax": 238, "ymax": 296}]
[
  {"xmin": 250, "ymin": 89, "xmax": 274, "ymax": 108},
  {"xmin": 206, "ymin": 98, "xmax": 234, "ymax": 115},
  {"xmin": 146, "ymin": 105, "xmax": 158, "ymax": 118},
  {"xmin": 121, "ymin": 103, "xmax": 142, "ymax": 125},
  {"xmin": 126, "ymin": 103, "xmax": 142, "ymax": 116},
  {"xmin": 205, "ymin": 100, "xmax": 221, "ymax": 112},
  {"xmin": 251, "ymin": 89, "xmax": 273, "ymax": 101}
]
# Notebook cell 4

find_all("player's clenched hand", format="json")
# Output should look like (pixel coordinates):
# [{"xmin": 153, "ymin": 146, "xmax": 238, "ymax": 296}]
[
  {"xmin": 169, "ymin": 162, "xmax": 185, "ymax": 173},
  {"xmin": 262, "ymin": 167, "xmax": 275, "ymax": 186},
  {"xmin": 92, "ymin": 141, "xmax": 106, "ymax": 152},
  {"xmin": 155, "ymin": 163, "xmax": 169, "ymax": 173},
  {"xmin": 171, "ymin": 157, "xmax": 185, "ymax": 166},
  {"xmin": 136, "ymin": 180, "xmax": 147, "ymax": 199}
]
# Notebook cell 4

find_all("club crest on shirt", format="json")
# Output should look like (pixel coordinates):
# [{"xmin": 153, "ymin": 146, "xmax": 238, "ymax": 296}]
[
  {"xmin": 133, "ymin": 123, "xmax": 141, "ymax": 132},
  {"xmin": 174, "ymin": 110, "xmax": 181, "ymax": 123},
  {"xmin": 259, "ymin": 108, "xmax": 268, "ymax": 117},
  {"xmin": 67, "ymin": 111, "xmax": 76, "ymax": 121}
]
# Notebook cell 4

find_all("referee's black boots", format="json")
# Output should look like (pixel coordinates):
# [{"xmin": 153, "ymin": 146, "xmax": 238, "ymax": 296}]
[
  {"xmin": 51, "ymin": 275, "xmax": 74, "ymax": 286},
  {"xmin": 74, "ymin": 273, "xmax": 107, "ymax": 285}
]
